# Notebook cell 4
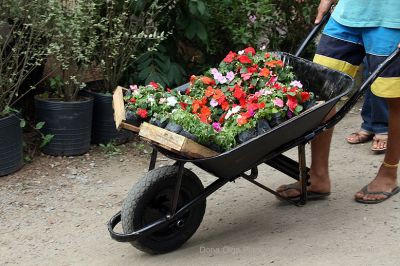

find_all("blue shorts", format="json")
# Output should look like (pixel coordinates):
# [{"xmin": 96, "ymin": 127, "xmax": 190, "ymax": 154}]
[{"xmin": 314, "ymin": 18, "xmax": 400, "ymax": 98}]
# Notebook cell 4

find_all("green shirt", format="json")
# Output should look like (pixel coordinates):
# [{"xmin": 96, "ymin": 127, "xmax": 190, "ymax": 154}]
[{"xmin": 332, "ymin": 0, "xmax": 400, "ymax": 29}]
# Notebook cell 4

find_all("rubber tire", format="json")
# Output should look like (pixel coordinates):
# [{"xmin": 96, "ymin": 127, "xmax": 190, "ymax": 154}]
[{"xmin": 121, "ymin": 165, "xmax": 206, "ymax": 254}]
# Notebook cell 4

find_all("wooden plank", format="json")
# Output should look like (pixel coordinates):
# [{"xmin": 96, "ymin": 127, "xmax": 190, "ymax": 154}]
[
  {"xmin": 139, "ymin": 122, "xmax": 219, "ymax": 158},
  {"xmin": 120, "ymin": 122, "xmax": 140, "ymax": 133},
  {"xmin": 112, "ymin": 86, "xmax": 126, "ymax": 129}
]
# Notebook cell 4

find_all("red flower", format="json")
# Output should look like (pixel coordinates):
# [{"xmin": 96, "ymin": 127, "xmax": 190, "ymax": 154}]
[
  {"xmin": 244, "ymin": 47, "xmax": 256, "ymax": 56},
  {"xmin": 129, "ymin": 97, "xmax": 136, "ymax": 103},
  {"xmin": 238, "ymin": 55, "xmax": 252, "ymax": 64},
  {"xmin": 259, "ymin": 68, "xmax": 270, "ymax": 78},
  {"xmin": 247, "ymin": 65, "xmax": 259, "ymax": 73},
  {"xmin": 149, "ymin": 82, "xmax": 159, "ymax": 89},
  {"xmin": 258, "ymin": 102, "xmax": 266, "ymax": 109},
  {"xmin": 233, "ymin": 86, "xmax": 246, "ymax": 100},
  {"xmin": 223, "ymin": 51, "xmax": 237, "ymax": 63},
  {"xmin": 201, "ymin": 76, "xmax": 216, "ymax": 85},
  {"xmin": 167, "ymin": 88, "xmax": 171, "ymax": 92},
  {"xmin": 200, "ymin": 106, "xmax": 211, "ymax": 123},
  {"xmin": 286, "ymin": 96, "xmax": 298, "ymax": 112},
  {"xmin": 137, "ymin": 108, "xmax": 148, "ymax": 119},
  {"xmin": 265, "ymin": 53, "xmax": 271, "ymax": 59},
  {"xmin": 179, "ymin": 102, "xmax": 188, "ymax": 110},
  {"xmin": 185, "ymin": 88, "xmax": 191, "ymax": 95},
  {"xmin": 301, "ymin": 92, "xmax": 311, "ymax": 102}
]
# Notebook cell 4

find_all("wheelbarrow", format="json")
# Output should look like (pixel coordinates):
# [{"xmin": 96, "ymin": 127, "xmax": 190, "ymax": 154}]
[{"xmin": 108, "ymin": 13, "xmax": 400, "ymax": 254}]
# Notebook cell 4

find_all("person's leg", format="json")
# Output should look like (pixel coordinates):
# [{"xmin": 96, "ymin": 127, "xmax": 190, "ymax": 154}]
[
  {"xmin": 277, "ymin": 18, "xmax": 365, "ymax": 199},
  {"xmin": 355, "ymin": 98, "xmax": 400, "ymax": 201},
  {"xmin": 354, "ymin": 27, "xmax": 400, "ymax": 202}
]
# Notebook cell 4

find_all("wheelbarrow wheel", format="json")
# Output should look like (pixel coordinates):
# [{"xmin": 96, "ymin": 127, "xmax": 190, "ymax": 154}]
[{"xmin": 121, "ymin": 165, "xmax": 206, "ymax": 254}]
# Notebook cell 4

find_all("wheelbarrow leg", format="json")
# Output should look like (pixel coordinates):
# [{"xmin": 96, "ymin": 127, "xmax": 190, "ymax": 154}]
[
  {"xmin": 171, "ymin": 161, "xmax": 185, "ymax": 214},
  {"xmin": 298, "ymin": 144, "xmax": 308, "ymax": 205},
  {"xmin": 148, "ymin": 148, "xmax": 158, "ymax": 171}
]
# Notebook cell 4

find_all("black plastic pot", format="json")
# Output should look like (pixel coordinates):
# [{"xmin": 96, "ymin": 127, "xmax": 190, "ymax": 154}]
[
  {"xmin": 34, "ymin": 97, "xmax": 93, "ymax": 156},
  {"xmin": 257, "ymin": 119, "xmax": 272, "ymax": 135},
  {"xmin": 0, "ymin": 114, "xmax": 23, "ymax": 176},
  {"xmin": 82, "ymin": 90, "xmax": 133, "ymax": 145},
  {"xmin": 237, "ymin": 128, "xmax": 258, "ymax": 144},
  {"xmin": 180, "ymin": 129, "xmax": 197, "ymax": 141},
  {"xmin": 165, "ymin": 122, "xmax": 183, "ymax": 134}
]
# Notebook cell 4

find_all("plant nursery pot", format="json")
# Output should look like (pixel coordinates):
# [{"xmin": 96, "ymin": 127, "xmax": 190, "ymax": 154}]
[
  {"xmin": 165, "ymin": 122, "xmax": 183, "ymax": 134},
  {"xmin": 125, "ymin": 111, "xmax": 142, "ymax": 127},
  {"xmin": 34, "ymin": 97, "xmax": 93, "ymax": 156},
  {"xmin": 82, "ymin": 90, "xmax": 133, "ymax": 145},
  {"xmin": 269, "ymin": 113, "xmax": 285, "ymax": 128},
  {"xmin": 257, "ymin": 119, "xmax": 272, "ymax": 135},
  {"xmin": 179, "ymin": 129, "xmax": 197, "ymax": 142},
  {"xmin": 237, "ymin": 128, "xmax": 258, "ymax": 144},
  {"xmin": 0, "ymin": 114, "xmax": 23, "ymax": 176},
  {"xmin": 149, "ymin": 117, "xmax": 169, "ymax": 128}
]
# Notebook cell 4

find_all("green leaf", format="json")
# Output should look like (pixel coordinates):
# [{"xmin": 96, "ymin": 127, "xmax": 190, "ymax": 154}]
[
  {"xmin": 196, "ymin": 1, "xmax": 206, "ymax": 15},
  {"xmin": 35, "ymin": 122, "xmax": 45, "ymax": 130},
  {"xmin": 20, "ymin": 120, "xmax": 26, "ymax": 128}
]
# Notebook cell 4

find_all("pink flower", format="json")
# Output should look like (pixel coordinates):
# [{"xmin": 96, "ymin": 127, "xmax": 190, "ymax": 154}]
[
  {"xmin": 249, "ymin": 15, "xmax": 257, "ymax": 23},
  {"xmin": 211, "ymin": 68, "xmax": 219, "ymax": 75},
  {"xmin": 273, "ymin": 98, "xmax": 284, "ymax": 108},
  {"xmin": 226, "ymin": 71, "xmax": 235, "ymax": 82},
  {"xmin": 241, "ymin": 72, "xmax": 252, "ymax": 81},
  {"xmin": 210, "ymin": 98, "xmax": 219, "ymax": 107},
  {"xmin": 212, "ymin": 122, "xmax": 222, "ymax": 133}
]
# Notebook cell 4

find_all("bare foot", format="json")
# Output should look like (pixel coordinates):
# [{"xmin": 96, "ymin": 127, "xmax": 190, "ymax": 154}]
[
  {"xmin": 355, "ymin": 166, "xmax": 398, "ymax": 202},
  {"xmin": 276, "ymin": 173, "xmax": 331, "ymax": 199}
]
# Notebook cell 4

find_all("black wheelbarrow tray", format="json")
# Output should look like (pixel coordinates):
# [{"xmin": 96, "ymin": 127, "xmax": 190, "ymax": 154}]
[{"xmin": 108, "ymin": 19, "xmax": 400, "ymax": 255}]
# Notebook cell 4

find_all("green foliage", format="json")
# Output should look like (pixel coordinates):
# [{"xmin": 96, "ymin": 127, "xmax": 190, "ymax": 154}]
[
  {"xmin": 96, "ymin": 0, "xmax": 169, "ymax": 93},
  {"xmin": 46, "ymin": 0, "xmax": 102, "ymax": 101},
  {"xmin": 99, "ymin": 141, "xmax": 122, "ymax": 156},
  {"xmin": 0, "ymin": 0, "xmax": 52, "ymax": 114}
]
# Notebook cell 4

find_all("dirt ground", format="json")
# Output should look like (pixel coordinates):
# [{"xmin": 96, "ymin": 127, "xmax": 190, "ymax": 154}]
[{"xmin": 1, "ymin": 101, "xmax": 399, "ymax": 266}]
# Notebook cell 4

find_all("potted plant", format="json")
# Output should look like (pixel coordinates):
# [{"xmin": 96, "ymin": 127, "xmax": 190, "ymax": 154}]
[
  {"xmin": 0, "ymin": 0, "xmax": 52, "ymax": 176},
  {"xmin": 34, "ymin": 0, "xmax": 100, "ymax": 156},
  {"xmin": 81, "ymin": 0, "xmax": 168, "ymax": 145}
]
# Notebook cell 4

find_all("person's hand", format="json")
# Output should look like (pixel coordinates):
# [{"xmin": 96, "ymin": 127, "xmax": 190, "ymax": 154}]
[{"xmin": 315, "ymin": 0, "xmax": 335, "ymax": 24}]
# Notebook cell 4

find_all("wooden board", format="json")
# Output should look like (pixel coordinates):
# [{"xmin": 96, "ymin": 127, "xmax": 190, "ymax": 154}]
[
  {"xmin": 112, "ymin": 86, "xmax": 126, "ymax": 130},
  {"xmin": 120, "ymin": 122, "xmax": 140, "ymax": 133},
  {"xmin": 139, "ymin": 122, "xmax": 219, "ymax": 159}
]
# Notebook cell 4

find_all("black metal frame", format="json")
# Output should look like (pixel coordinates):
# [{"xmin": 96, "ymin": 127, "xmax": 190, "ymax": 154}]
[{"xmin": 108, "ymin": 10, "xmax": 400, "ymax": 242}]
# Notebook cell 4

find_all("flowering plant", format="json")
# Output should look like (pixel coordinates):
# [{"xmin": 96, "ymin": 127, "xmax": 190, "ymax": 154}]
[{"xmin": 124, "ymin": 48, "xmax": 315, "ymax": 151}]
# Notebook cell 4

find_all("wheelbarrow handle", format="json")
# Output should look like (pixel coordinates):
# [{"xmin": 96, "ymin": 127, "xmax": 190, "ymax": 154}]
[
  {"xmin": 321, "ymin": 47, "xmax": 400, "ymax": 131},
  {"xmin": 295, "ymin": 10, "xmax": 332, "ymax": 57}
]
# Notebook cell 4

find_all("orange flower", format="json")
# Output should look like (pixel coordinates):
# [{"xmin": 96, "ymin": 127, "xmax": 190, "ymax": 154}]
[
  {"xmin": 213, "ymin": 89, "xmax": 224, "ymax": 100},
  {"xmin": 221, "ymin": 101, "xmax": 230, "ymax": 111},
  {"xmin": 205, "ymin": 86, "xmax": 214, "ymax": 97},
  {"xmin": 192, "ymin": 100, "xmax": 201, "ymax": 113},
  {"xmin": 237, "ymin": 114, "xmax": 248, "ymax": 126},
  {"xmin": 259, "ymin": 67, "xmax": 270, "ymax": 77},
  {"xmin": 190, "ymin": 75, "xmax": 197, "ymax": 84},
  {"xmin": 201, "ymin": 76, "xmax": 216, "ymax": 85}
]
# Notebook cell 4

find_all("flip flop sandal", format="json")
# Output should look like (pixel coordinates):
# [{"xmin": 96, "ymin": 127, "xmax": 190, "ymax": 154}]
[
  {"xmin": 355, "ymin": 185, "xmax": 400, "ymax": 204},
  {"xmin": 371, "ymin": 135, "xmax": 388, "ymax": 153},
  {"xmin": 346, "ymin": 131, "xmax": 374, "ymax": 144},
  {"xmin": 276, "ymin": 183, "xmax": 331, "ymax": 201}
]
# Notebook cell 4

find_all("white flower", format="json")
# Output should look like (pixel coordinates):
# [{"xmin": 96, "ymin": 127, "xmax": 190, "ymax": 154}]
[
  {"xmin": 147, "ymin": 97, "xmax": 155, "ymax": 103},
  {"xmin": 232, "ymin": 105, "xmax": 241, "ymax": 114},
  {"xmin": 225, "ymin": 106, "xmax": 242, "ymax": 120},
  {"xmin": 238, "ymin": 50, "xmax": 245, "ymax": 55},
  {"xmin": 159, "ymin": 98, "xmax": 167, "ymax": 104},
  {"xmin": 167, "ymin": 96, "xmax": 178, "ymax": 106},
  {"xmin": 260, "ymin": 45, "xmax": 267, "ymax": 51},
  {"xmin": 290, "ymin": 80, "xmax": 303, "ymax": 88}
]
